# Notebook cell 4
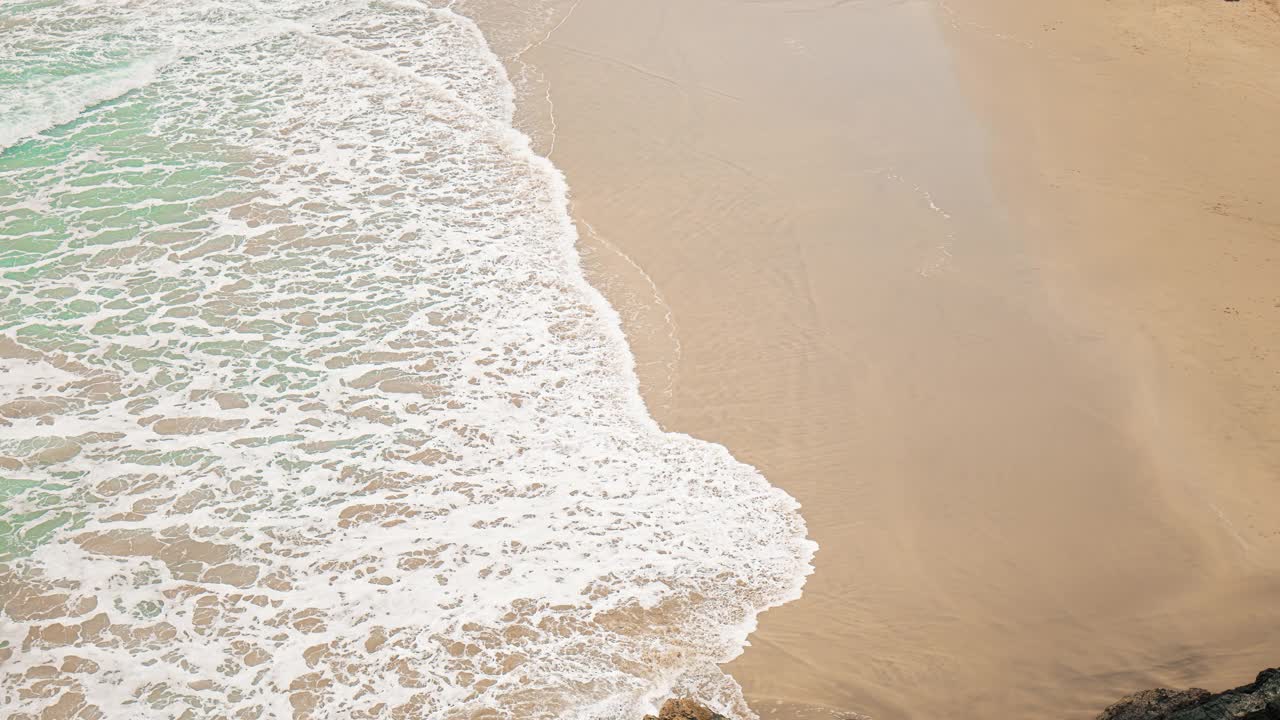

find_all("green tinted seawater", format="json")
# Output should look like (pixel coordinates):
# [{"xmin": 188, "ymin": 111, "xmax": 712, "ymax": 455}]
[{"xmin": 0, "ymin": 75, "xmax": 234, "ymax": 561}]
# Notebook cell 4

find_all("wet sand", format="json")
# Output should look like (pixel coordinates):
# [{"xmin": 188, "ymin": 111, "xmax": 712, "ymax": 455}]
[{"xmin": 499, "ymin": 0, "xmax": 1280, "ymax": 718}]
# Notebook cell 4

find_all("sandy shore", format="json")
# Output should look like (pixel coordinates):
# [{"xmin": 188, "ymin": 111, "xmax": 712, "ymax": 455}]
[{"xmin": 481, "ymin": 1, "xmax": 1280, "ymax": 718}]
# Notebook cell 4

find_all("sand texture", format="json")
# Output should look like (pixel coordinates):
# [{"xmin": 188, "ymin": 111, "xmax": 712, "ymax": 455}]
[{"xmin": 499, "ymin": 0, "xmax": 1280, "ymax": 718}]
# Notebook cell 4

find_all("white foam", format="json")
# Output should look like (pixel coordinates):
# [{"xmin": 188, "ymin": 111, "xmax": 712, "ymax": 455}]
[
  {"xmin": 0, "ymin": 56, "xmax": 168, "ymax": 152},
  {"xmin": 0, "ymin": 359, "xmax": 79, "ymax": 401},
  {"xmin": 0, "ymin": 1, "xmax": 815, "ymax": 718}
]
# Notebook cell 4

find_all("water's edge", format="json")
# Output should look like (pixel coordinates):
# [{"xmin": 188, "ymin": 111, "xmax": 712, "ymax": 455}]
[{"xmin": 0, "ymin": 1, "xmax": 816, "ymax": 717}]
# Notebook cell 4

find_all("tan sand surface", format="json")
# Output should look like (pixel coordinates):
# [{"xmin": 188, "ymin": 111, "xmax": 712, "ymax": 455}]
[{"xmin": 480, "ymin": 0, "xmax": 1280, "ymax": 718}]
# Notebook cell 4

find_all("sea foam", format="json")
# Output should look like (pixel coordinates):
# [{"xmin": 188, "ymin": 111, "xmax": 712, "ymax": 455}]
[{"xmin": 0, "ymin": 1, "xmax": 815, "ymax": 717}]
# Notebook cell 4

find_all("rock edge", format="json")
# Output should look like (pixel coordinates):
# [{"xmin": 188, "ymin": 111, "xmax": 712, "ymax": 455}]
[{"xmin": 1098, "ymin": 668, "xmax": 1280, "ymax": 720}]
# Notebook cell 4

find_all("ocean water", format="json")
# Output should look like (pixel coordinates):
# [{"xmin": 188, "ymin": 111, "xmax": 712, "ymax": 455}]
[{"xmin": 0, "ymin": 1, "xmax": 815, "ymax": 717}]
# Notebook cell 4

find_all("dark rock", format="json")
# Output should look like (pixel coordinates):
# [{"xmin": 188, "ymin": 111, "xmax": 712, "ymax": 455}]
[
  {"xmin": 1168, "ymin": 669, "xmax": 1280, "ymax": 720},
  {"xmin": 642, "ymin": 699, "xmax": 728, "ymax": 720},
  {"xmin": 1098, "ymin": 669, "xmax": 1280, "ymax": 720},
  {"xmin": 1099, "ymin": 688, "xmax": 1213, "ymax": 720}
]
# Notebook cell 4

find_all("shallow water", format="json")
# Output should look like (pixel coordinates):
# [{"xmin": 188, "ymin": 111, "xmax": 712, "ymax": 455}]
[{"xmin": 0, "ymin": 1, "xmax": 814, "ymax": 717}]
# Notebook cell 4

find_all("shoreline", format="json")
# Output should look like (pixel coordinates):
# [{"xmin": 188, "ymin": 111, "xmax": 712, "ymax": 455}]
[
  {"xmin": 0, "ymin": 1, "xmax": 815, "ymax": 715},
  {"xmin": 507, "ymin": 0, "xmax": 1280, "ymax": 718},
  {"xmin": 1, "ymin": 0, "xmax": 1272, "ymax": 717}
]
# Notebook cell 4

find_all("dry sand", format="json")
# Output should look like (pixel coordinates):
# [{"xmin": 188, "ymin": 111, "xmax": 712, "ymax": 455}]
[{"xmin": 479, "ymin": 0, "xmax": 1280, "ymax": 718}]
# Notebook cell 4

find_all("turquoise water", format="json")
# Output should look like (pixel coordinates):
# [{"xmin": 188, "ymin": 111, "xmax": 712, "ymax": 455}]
[
  {"xmin": 1, "ymin": 35, "xmax": 235, "ymax": 561},
  {"xmin": 0, "ymin": 1, "xmax": 814, "ymax": 717}
]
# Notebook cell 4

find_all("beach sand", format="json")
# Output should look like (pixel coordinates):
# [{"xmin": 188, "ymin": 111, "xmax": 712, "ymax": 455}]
[{"xmin": 484, "ymin": 1, "xmax": 1280, "ymax": 718}]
